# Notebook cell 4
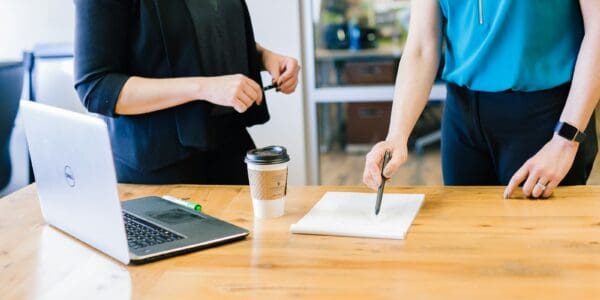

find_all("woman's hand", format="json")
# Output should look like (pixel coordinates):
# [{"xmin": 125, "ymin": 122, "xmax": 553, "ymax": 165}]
[
  {"xmin": 363, "ymin": 140, "xmax": 408, "ymax": 190},
  {"xmin": 504, "ymin": 135, "xmax": 579, "ymax": 199},
  {"xmin": 261, "ymin": 49, "xmax": 300, "ymax": 94},
  {"xmin": 202, "ymin": 74, "xmax": 263, "ymax": 113}
]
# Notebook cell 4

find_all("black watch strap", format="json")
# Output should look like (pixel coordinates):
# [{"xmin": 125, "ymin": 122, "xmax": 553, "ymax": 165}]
[{"xmin": 554, "ymin": 121, "xmax": 586, "ymax": 143}]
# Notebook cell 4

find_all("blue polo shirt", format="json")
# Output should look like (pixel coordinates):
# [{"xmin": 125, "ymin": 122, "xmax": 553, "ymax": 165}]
[{"xmin": 438, "ymin": 0, "xmax": 584, "ymax": 92}]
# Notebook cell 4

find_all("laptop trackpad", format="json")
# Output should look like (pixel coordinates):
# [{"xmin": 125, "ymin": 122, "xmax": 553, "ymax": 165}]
[{"xmin": 146, "ymin": 208, "xmax": 205, "ymax": 225}]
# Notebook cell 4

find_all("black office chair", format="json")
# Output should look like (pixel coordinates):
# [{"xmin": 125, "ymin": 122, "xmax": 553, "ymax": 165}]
[{"xmin": 0, "ymin": 62, "xmax": 24, "ymax": 189}]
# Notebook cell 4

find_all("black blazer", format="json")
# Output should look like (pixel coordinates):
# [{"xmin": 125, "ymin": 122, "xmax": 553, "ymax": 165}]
[{"xmin": 74, "ymin": 0, "xmax": 269, "ymax": 172}]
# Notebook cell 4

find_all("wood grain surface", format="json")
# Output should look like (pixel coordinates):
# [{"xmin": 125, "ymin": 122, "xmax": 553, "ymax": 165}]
[{"xmin": 1, "ymin": 185, "xmax": 599, "ymax": 299}]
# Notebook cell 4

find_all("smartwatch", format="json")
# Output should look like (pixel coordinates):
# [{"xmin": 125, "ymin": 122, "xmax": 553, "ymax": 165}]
[{"xmin": 554, "ymin": 121, "xmax": 586, "ymax": 143}]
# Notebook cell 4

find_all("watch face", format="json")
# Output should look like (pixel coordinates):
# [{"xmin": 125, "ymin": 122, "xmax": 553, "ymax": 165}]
[{"xmin": 557, "ymin": 122, "xmax": 578, "ymax": 140}]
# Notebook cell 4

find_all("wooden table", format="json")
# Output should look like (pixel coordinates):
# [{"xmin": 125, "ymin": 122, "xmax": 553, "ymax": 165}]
[{"xmin": 1, "ymin": 185, "xmax": 600, "ymax": 299}]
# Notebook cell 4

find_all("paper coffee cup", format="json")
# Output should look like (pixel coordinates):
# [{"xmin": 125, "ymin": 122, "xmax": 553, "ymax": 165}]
[{"xmin": 245, "ymin": 146, "xmax": 290, "ymax": 219}]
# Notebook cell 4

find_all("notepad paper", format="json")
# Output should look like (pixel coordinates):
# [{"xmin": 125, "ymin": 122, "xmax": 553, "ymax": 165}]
[{"xmin": 290, "ymin": 192, "xmax": 424, "ymax": 240}]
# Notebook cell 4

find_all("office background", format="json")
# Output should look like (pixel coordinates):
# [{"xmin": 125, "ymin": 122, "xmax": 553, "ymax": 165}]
[{"xmin": 1, "ymin": 0, "xmax": 599, "ymax": 196}]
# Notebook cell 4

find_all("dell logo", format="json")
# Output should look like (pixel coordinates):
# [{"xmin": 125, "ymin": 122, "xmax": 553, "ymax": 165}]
[{"xmin": 64, "ymin": 165, "xmax": 76, "ymax": 187}]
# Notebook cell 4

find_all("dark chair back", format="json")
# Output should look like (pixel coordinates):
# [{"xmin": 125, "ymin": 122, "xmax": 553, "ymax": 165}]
[{"xmin": 0, "ymin": 62, "xmax": 24, "ymax": 189}]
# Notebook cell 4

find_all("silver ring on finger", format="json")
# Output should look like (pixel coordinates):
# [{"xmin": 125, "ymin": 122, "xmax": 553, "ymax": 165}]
[{"xmin": 535, "ymin": 182, "xmax": 547, "ymax": 191}]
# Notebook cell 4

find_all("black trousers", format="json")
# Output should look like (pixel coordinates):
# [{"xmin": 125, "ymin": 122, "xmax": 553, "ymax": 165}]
[
  {"xmin": 116, "ymin": 129, "xmax": 256, "ymax": 185},
  {"xmin": 441, "ymin": 82, "xmax": 598, "ymax": 186}
]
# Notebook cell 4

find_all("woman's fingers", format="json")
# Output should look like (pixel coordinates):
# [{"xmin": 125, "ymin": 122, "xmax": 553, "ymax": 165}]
[
  {"xmin": 383, "ymin": 147, "xmax": 407, "ymax": 179},
  {"xmin": 276, "ymin": 58, "xmax": 300, "ymax": 93},
  {"xmin": 542, "ymin": 179, "xmax": 559, "ymax": 198},
  {"xmin": 278, "ymin": 77, "xmax": 298, "ymax": 94},
  {"xmin": 241, "ymin": 82, "xmax": 260, "ymax": 106},
  {"xmin": 504, "ymin": 165, "xmax": 528, "ymax": 199},
  {"xmin": 362, "ymin": 164, "xmax": 381, "ymax": 190},
  {"xmin": 277, "ymin": 60, "xmax": 295, "ymax": 84},
  {"xmin": 236, "ymin": 89, "xmax": 254, "ymax": 109},
  {"xmin": 232, "ymin": 97, "xmax": 249, "ymax": 113},
  {"xmin": 521, "ymin": 168, "xmax": 539, "ymax": 198},
  {"xmin": 362, "ymin": 140, "xmax": 409, "ymax": 191},
  {"xmin": 363, "ymin": 148, "xmax": 384, "ymax": 190},
  {"xmin": 269, "ymin": 63, "xmax": 281, "ymax": 84},
  {"xmin": 532, "ymin": 174, "xmax": 557, "ymax": 199},
  {"xmin": 530, "ymin": 176, "xmax": 549, "ymax": 199},
  {"xmin": 505, "ymin": 162, "xmax": 556, "ymax": 199},
  {"xmin": 243, "ymin": 77, "xmax": 263, "ymax": 105}
]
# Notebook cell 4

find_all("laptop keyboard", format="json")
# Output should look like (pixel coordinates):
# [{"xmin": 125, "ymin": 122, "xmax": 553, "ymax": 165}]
[{"xmin": 123, "ymin": 212, "xmax": 184, "ymax": 250}]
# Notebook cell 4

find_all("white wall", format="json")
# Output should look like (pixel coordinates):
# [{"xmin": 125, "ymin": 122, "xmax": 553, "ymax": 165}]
[
  {"xmin": 246, "ymin": 0, "xmax": 308, "ymax": 185},
  {"xmin": 0, "ymin": 0, "xmax": 75, "ymax": 61},
  {"xmin": 0, "ymin": 0, "xmax": 308, "ymax": 185}
]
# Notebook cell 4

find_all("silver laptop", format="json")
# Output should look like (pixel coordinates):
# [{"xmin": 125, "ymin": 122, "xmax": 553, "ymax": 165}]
[{"xmin": 20, "ymin": 101, "xmax": 249, "ymax": 264}]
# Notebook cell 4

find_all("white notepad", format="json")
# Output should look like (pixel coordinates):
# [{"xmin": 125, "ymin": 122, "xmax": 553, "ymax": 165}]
[{"xmin": 290, "ymin": 192, "xmax": 424, "ymax": 240}]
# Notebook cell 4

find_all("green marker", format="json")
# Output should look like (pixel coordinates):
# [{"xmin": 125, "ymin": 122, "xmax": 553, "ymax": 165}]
[{"xmin": 162, "ymin": 195, "xmax": 202, "ymax": 212}]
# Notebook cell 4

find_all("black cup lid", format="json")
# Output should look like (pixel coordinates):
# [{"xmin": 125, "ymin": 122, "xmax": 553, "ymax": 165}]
[{"xmin": 245, "ymin": 146, "xmax": 290, "ymax": 165}]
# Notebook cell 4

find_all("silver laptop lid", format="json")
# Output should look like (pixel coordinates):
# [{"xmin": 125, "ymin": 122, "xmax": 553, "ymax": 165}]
[{"xmin": 21, "ymin": 100, "xmax": 130, "ymax": 264}]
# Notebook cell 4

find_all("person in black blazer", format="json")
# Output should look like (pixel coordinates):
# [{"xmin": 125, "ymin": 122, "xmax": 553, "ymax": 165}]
[{"xmin": 74, "ymin": 0, "xmax": 300, "ymax": 184}]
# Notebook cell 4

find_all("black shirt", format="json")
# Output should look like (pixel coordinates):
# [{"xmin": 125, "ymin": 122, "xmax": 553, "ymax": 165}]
[
  {"xmin": 186, "ymin": 0, "xmax": 250, "ymax": 116},
  {"xmin": 188, "ymin": 0, "xmax": 249, "ymax": 77},
  {"xmin": 74, "ymin": 0, "xmax": 269, "ymax": 172}
]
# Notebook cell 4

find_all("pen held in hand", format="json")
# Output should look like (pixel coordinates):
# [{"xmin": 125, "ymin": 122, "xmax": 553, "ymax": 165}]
[
  {"xmin": 375, "ymin": 150, "xmax": 392, "ymax": 216},
  {"xmin": 263, "ymin": 83, "xmax": 278, "ymax": 91}
]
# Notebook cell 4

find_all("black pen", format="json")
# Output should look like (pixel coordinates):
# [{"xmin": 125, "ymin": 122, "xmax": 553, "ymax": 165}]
[
  {"xmin": 375, "ymin": 150, "xmax": 392, "ymax": 215},
  {"xmin": 263, "ymin": 83, "xmax": 278, "ymax": 91}
]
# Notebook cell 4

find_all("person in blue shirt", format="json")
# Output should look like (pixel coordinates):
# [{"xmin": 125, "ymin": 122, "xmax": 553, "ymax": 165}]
[{"xmin": 363, "ymin": 0, "xmax": 600, "ymax": 199}]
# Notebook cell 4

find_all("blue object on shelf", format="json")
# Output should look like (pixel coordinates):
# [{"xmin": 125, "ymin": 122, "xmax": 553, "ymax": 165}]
[
  {"xmin": 323, "ymin": 23, "xmax": 349, "ymax": 50},
  {"xmin": 348, "ymin": 24, "xmax": 378, "ymax": 50}
]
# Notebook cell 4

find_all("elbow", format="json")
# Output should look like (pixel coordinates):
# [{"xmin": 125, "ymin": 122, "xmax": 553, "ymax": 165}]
[
  {"xmin": 74, "ymin": 81, "xmax": 95, "ymax": 113},
  {"xmin": 74, "ymin": 80, "xmax": 107, "ymax": 115},
  {"xmin": 403, "ymin": 34, "xmax": 442, "ymax": 65},
  {"xmin": 74, "ymin": 73, "xmax": 129, "ymax": 117},
  {"xmin": 407, "ymin": 43, "xmax": 441, "ymax": 65}
]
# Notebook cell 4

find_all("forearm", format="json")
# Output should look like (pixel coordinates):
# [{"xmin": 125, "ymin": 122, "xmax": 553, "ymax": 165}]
[
  {"xmin": 256, "ymin": 43, "xmax": 266, "ymax": 56},
  {"xmin": 256, "ymin": 43, "xmax": 272, "ymax": 71},
  {"xmin": 115, "ymin": 77, "xmax": 203, "ymax": 115},
  {"xmin": 386, "ymin": 46, "xmax": 441, "ymax": 144},
  {"xmin": 560, "ymin": 7, "xmax": 600, "ymax": 131}
]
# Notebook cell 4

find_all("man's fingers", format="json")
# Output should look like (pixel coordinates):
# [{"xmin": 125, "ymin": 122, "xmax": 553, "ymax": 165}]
[{"xmin": 504, "ymin": 166, "xmax": 529, "ymax": 199}]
